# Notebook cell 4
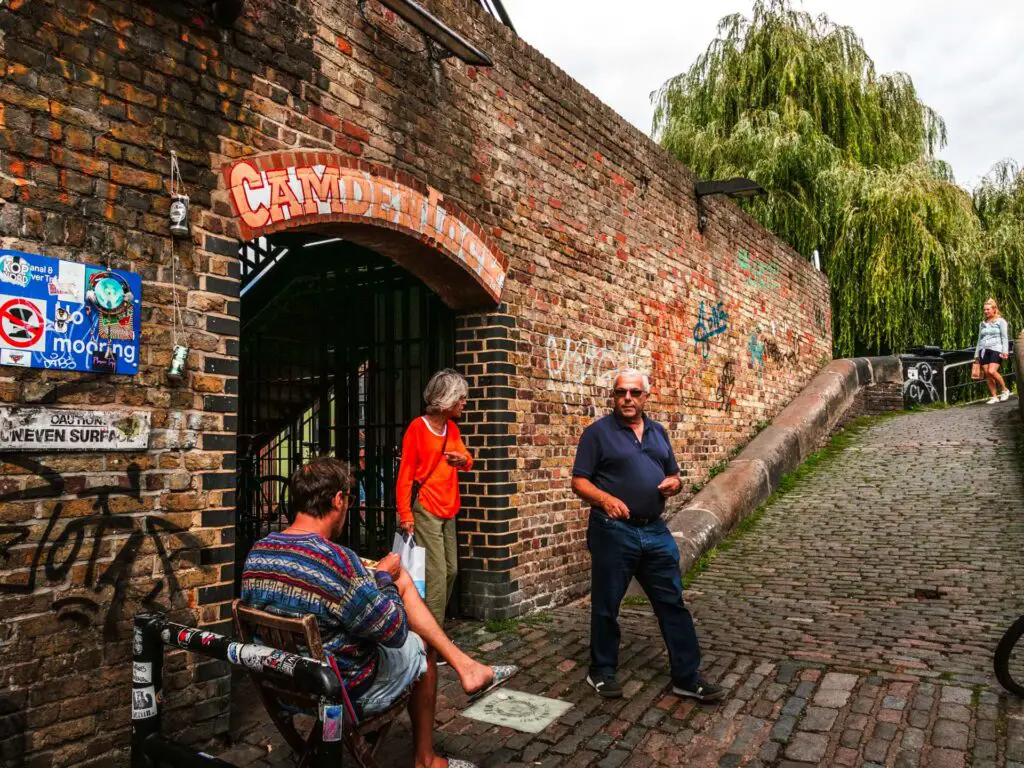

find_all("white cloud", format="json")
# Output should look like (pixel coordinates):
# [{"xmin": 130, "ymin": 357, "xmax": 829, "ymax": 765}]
[{"xmin": 501, "ymin": 0, "xmax": 1024, "ymax": 187}]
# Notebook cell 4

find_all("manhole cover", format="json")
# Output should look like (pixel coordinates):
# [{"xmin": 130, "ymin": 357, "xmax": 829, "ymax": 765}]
[{"xmin": 462, "ymin": 690, "xmax": 573, "ymax": 733}]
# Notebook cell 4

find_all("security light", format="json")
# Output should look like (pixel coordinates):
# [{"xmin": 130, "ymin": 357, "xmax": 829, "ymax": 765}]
[{"xmin": 694, "ymin": 177, "xmax": 767, "ymax": 234}]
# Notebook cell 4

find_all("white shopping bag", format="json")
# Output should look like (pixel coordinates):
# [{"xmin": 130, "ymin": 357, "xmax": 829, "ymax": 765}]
[{"xmin": 392, "ymin": 531, "xmax": 427, "ymax": 598}]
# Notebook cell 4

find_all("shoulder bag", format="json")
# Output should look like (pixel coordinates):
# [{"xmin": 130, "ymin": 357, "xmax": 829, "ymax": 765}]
[{"xmin": 409, "ymin": 424, "xmax": 449, "ymax": 510}]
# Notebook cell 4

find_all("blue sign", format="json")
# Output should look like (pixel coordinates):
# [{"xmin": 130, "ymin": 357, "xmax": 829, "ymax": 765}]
[{"xmin": 0, "ymin": 250, "xmax": 142, "ymax": 375}]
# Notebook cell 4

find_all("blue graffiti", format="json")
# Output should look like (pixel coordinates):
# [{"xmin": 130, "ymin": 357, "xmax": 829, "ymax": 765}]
[
  {"xmin": 693, "ymin": 301, "xmax": 728, "ymax": 359},
  {"xmin": 748, "ymin": 330, "xmax": 765, "ymax": 377}
]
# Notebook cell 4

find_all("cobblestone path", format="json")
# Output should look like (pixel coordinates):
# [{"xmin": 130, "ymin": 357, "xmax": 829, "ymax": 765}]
[{"xmin": 218, "ymin": 401, "xmax": 1024, "ymax": 767}]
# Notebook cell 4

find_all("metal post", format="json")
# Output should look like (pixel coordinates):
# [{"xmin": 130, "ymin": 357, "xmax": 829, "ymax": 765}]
[{"xmin": 130, "ymin": 613, "xmax": 164, "ymax": 768}]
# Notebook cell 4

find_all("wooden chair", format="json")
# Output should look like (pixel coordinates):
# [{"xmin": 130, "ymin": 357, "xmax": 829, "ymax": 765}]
[{"xmin": 232, "ymin": 599, "xmax": 409, "ymax": 768}]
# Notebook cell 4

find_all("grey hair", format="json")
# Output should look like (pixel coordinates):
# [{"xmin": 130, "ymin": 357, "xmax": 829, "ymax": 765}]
[
  {"xmin": 612, "ymin": 368, "xmax": 650, "ymax": 393},
  {"xmin": 424, "ymin": 368, "xmax": 469, "ymax": 413}
]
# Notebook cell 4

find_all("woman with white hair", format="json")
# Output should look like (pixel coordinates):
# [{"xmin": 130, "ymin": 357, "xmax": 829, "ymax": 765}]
[{"xmin": 396, "ymin": 368, "xmax": 473, "ymax": 624}]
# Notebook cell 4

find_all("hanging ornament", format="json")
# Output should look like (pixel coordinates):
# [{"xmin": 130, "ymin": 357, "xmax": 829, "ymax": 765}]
[
  {"xmin": 169, "ymin": 150, "xmax": 190, "ymax": 238},
  {"xmin": 166, "ymin": 235, "xmax": 190, "ymax": 383}
]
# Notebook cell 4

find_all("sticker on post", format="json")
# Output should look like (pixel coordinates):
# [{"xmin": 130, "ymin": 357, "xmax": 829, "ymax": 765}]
[
  {"xmin": 132, "ymin": 686, "xmax": 158, "ymax": 720},
  {"xmin": 321, "ymin": 703, "xmax": 343, "ymax": 742},
  {"xmin": 132, "ymin": 662, "xmax": 152, "ymax": 684}
]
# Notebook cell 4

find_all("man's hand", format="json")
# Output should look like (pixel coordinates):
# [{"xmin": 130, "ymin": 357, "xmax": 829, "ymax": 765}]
[
  {"xmin": 1001, "ymin": 353, "xmax": 1009, "ymax": 360},
  {"xmin": 375, "ymin": 552, "xmax": 402, "ymax": 581},
  {"xmin": 399, "ymin": 520, "xmax": 415, "ymax": 535},
  {"xmin": 601, "ymin": 495, "xmax": 630, "ymax": 519},
  {"xmin": 658, "ymin": 476, "xmax": 682, "ymax": 498},
  {"xmin": 445, "ymin": 451, "xmax": 469, "ymax": 468}
]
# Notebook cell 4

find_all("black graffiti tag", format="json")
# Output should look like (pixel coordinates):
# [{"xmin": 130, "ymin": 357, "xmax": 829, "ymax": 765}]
[{"xmin": 0, "ymin": 456, "xmax": 201, "ymax": 640}]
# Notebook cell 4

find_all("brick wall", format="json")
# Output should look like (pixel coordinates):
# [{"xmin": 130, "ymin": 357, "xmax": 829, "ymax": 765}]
[{"xmin": 0, "ymin": 0, "xmax": 830, "ymax": 763}]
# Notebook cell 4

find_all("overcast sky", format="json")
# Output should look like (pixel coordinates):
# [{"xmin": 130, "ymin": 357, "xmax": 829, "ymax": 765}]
[{"xmin": 500, "ymin": 0, "xmax": 1023, "ymax": 189}]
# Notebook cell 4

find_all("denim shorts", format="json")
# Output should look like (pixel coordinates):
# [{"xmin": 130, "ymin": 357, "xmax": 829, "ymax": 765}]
[{"xmin": 356, "ymin": 632, "xmax": 427, "ymax": 715}]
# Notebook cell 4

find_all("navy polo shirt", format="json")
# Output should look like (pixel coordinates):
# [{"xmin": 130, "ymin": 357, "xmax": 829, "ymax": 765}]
[{"xmin": 572, "ymin": 413, "xmax": 680, "ymax": 520}]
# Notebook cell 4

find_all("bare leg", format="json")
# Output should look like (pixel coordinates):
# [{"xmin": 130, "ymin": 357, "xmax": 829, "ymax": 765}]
[
  {"xmin": 989, "ymin": 365, "xmax": 1008, "ymax": 391},
  {"xmin": 394, "ymin": 568, "xmax": 493, "ymax": 695},
  {"xmin": 410, "ymin": 652, "xmax": 446, "ymax": 768},
  {"xmin": 986, "ymin": 370, "xmax": 998, "ymax": 397}
]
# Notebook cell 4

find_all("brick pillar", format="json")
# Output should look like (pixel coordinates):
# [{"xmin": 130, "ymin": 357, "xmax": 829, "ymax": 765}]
[{"xmin": 454, "ymin": 308, "xmax": 520, "ymax": 619}]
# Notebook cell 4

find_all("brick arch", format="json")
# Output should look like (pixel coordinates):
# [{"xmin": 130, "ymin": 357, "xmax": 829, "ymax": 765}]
[{"xmin": 221, "ymin": 151, "xmax": 508, "ymax": 309}]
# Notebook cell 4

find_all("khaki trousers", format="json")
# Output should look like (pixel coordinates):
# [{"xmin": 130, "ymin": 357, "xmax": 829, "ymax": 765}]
[{"xmin": 412, "ymin": 500, "xmax": 458, "ymax": 624}]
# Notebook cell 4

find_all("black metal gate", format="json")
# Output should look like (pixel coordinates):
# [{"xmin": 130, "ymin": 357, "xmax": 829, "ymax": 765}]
[{"xmin": 235, "ymin": 234, "xmax": 455, "ymax": 569}]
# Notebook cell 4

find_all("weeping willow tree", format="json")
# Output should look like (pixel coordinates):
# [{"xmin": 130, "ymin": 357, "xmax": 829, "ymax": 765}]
[
  {"xmin": 652, "ymin": 0, "xmax": 989, "ymax": 356},
  {"xmin": 974, "ymin": 160, "xmax": 1024, "ymax": 335}
]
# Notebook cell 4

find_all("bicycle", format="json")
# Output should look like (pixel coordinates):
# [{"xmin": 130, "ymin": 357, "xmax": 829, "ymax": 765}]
[
  {"xmin": 994, "ymin": 614, "xmax": 1024, "ymax": 696},
  {"xmin": 235, "ymin": 433, "xmax": 293, "ymax": 542}
]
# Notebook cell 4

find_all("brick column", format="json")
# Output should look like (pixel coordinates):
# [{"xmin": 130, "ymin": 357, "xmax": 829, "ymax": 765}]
[{"xmin": 454, "ymin": 308, "xmax": 520, "ymax": 619}]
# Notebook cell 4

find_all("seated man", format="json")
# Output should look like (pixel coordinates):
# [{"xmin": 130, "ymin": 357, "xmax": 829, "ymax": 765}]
[{"xmin": 242, "ymin": 457, "xmax": 516, "ymax": 768}]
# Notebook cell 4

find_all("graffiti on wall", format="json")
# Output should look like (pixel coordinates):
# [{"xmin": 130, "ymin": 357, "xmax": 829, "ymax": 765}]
[
  {"xmin": 716, "ymin": 360, "xmax": 736, "ymax": 412},
  {"xmin": 737, "ymin": 248, "xmax": 782, "ymax": 291},
  {"xmin": 545, "ymin": 332, "xmax": 650, "ymax": 387},
  {"xmin": 903, "ymin": 361, "xmax": 940, "ymax": 405},
  {"xmin": 814, "ymin": 305, "xmax": 827, "ymax": 335},
  {"xmin": 0, "ymin": 457, "xmax": 200, "ymax": 640},
  {"xmin": 693, "ymin": 301, "xmax": 728, "ymax": 360},
  {"xmin": 748, "ymin": 327, "xmax": 801, "ymax": 378}
]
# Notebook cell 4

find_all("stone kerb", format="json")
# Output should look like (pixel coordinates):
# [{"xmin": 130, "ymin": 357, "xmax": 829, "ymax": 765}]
[
  {"xmin": 1017, "ymin": 330, "xmax": 1024, "ymax": 422},
  {"xmin": 668, "ymin": 355, "xmax": 902, "ymax": 573}
]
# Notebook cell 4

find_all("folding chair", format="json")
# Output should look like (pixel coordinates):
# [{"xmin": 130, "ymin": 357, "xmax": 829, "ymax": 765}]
[{"xmin": 232, "ymin": 599, "xmax": 410, "ymax": 768}]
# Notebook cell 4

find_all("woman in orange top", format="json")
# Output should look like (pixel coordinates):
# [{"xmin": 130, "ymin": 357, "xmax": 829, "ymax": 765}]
[{"xmin": 396, "ymin": 369, "xmax": 473, "ymax": 624}]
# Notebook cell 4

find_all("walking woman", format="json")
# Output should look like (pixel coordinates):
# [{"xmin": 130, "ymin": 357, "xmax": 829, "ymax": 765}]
[
  {"xmin": 975, "ymin": 298, "xmax": 1012, "ymax": 404},
  {"xmin": 396, "ymin": 369, "xmax": 473, "ymax": 624}
]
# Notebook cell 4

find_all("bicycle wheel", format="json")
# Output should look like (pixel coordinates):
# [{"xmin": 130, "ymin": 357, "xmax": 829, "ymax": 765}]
[
  {"xmin": 994, "ymin": 614, "xmax": 1024, "ymax": 696},
  {"xmin": 257, "ymin": 474, "xmax": 293, "ymax": 530}
]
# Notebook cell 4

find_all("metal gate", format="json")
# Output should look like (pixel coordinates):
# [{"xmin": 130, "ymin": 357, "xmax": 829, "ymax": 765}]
[{"xmin": 235, "ymin": 235, "xmax": 455, "ymax": 568}]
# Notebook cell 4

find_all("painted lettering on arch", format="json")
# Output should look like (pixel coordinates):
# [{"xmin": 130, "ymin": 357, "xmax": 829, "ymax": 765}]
[{"xmin": 224, "ymin": 153, "xmax": 507, "ymax": 302}]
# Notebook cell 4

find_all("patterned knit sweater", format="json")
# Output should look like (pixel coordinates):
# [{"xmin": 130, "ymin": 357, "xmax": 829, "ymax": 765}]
[{"xmin": 241, "ymin": 532, "xmax": 408, "ymax": 697}]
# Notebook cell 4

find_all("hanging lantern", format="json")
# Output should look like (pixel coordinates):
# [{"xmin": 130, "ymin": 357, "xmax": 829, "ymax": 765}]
[
  {"xmin": 169, "ymin": 194, "xmax": 190, "ymax": 237},
  {"xmin": 167, "ymin": 344, "xmax": 190, "ymax": 381}
]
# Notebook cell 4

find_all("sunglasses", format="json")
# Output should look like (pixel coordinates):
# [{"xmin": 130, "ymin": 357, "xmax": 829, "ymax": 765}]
[{"xmin": 613, "ymin": 388, "xmax": 645, "ymax": 398}]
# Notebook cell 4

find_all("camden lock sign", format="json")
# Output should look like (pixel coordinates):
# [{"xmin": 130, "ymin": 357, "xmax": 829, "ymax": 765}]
[
  {"xmin": 0, "ymin": 407, "xmax": 150, "ymax": 451},
  {"xmin": 223, "ymin": 154, "xmax": 507, "ymax": 301}
]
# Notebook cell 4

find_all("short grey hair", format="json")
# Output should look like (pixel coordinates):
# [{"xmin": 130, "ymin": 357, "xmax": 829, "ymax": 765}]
[
  {"xmin": 424, "ymin": 368, "xmax": 469, "ymax": 414},
  {"xmin": 613, "ymin": 368, "xmax": 650, "ymax": 393}
]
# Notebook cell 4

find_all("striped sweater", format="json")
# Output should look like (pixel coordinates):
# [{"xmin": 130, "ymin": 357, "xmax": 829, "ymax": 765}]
[{"xmin": 241, "ymin": 532, "xmax": 408, "ymax": 697}]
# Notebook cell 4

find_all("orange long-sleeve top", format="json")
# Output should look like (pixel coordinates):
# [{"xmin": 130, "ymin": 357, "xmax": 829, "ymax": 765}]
[{"xmin": 396, "ymin": 416, "xmax": 473, "ymax": 524}]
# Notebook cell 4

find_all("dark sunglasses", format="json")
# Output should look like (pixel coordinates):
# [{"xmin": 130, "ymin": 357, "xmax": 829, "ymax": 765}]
[{"xmin": 613, "ymin": 388, "xmax": 645, "ymax": 398}]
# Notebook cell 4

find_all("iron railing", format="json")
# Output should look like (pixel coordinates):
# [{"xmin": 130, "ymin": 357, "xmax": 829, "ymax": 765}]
[
  {"xmin": 130, "ymin": 614, "xmax": 344, "ymax": 767},
  {"xmin": 236, "ymin": 238, "xmax": 455, "ymax": 566},
  {"xmin": 901, "ymin": 344, "xmax": 1017, "ymax": 407}
]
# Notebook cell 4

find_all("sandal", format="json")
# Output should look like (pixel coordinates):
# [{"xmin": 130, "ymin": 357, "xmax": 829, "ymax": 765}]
[{"xmin": 466, "ymin": 664, "xmax": 519, "ymax": 704}]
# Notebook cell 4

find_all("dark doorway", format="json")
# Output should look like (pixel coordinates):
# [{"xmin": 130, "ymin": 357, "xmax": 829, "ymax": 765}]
[{"xmin": 235, "ymin": 234, "xmax": 456, "ymax": 572}]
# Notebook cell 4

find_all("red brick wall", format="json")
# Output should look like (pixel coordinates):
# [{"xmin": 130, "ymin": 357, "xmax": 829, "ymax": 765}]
[{"xmin": 0, "ymin": 0, "xmax": 830, "ymax": 763}]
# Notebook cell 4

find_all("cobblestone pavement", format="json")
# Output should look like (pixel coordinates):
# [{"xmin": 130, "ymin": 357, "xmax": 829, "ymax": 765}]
[{"xmin": 217, "ymin": 402, "xmax": 1024, "ymax": 767}]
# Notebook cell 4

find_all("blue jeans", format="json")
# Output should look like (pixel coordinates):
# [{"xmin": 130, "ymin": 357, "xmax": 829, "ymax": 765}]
[{"xmin": 587, "ymin": 513, "xmax": 701, "ymax": 686}]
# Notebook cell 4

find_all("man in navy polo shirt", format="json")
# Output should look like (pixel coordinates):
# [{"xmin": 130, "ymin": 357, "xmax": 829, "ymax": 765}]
[{"xmin": 571, "ymin": 369, "xmax": 724, "ymax": 703}]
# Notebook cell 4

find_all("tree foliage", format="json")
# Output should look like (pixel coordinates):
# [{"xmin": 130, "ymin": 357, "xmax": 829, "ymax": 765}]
[
  {"xmin": 975, "ymin": 160, "xmax": 1024, "ymax": 329},
  {"xmin": 652, "ymin": 0, "xmax": 1005, "ymax": 356}
]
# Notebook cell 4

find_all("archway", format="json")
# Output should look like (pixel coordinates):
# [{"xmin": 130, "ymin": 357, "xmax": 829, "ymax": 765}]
[{"xmin": 224, "ymin": 154, "xmax": 508, "ymax": 575}]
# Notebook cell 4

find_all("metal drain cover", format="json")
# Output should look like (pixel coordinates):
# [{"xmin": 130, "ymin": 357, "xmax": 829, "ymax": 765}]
[{"xmin": 462, "ymin": 690, "xmax": 573, "ymax": 733}]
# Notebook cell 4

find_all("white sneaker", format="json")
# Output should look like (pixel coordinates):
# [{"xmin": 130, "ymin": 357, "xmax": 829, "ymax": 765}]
[
  {"xmin": 987, "ymin": 397, "xmax": 999, "ymax": 404},
  {"xmin": 999, "ymin": 389, "xmax": 1011, "ymax": 402}
]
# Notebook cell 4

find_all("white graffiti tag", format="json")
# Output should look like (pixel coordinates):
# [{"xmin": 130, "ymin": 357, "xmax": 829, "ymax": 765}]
[{"xmin": 545, "ymin": 333, "xmax": 650, "ymax": 387}]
